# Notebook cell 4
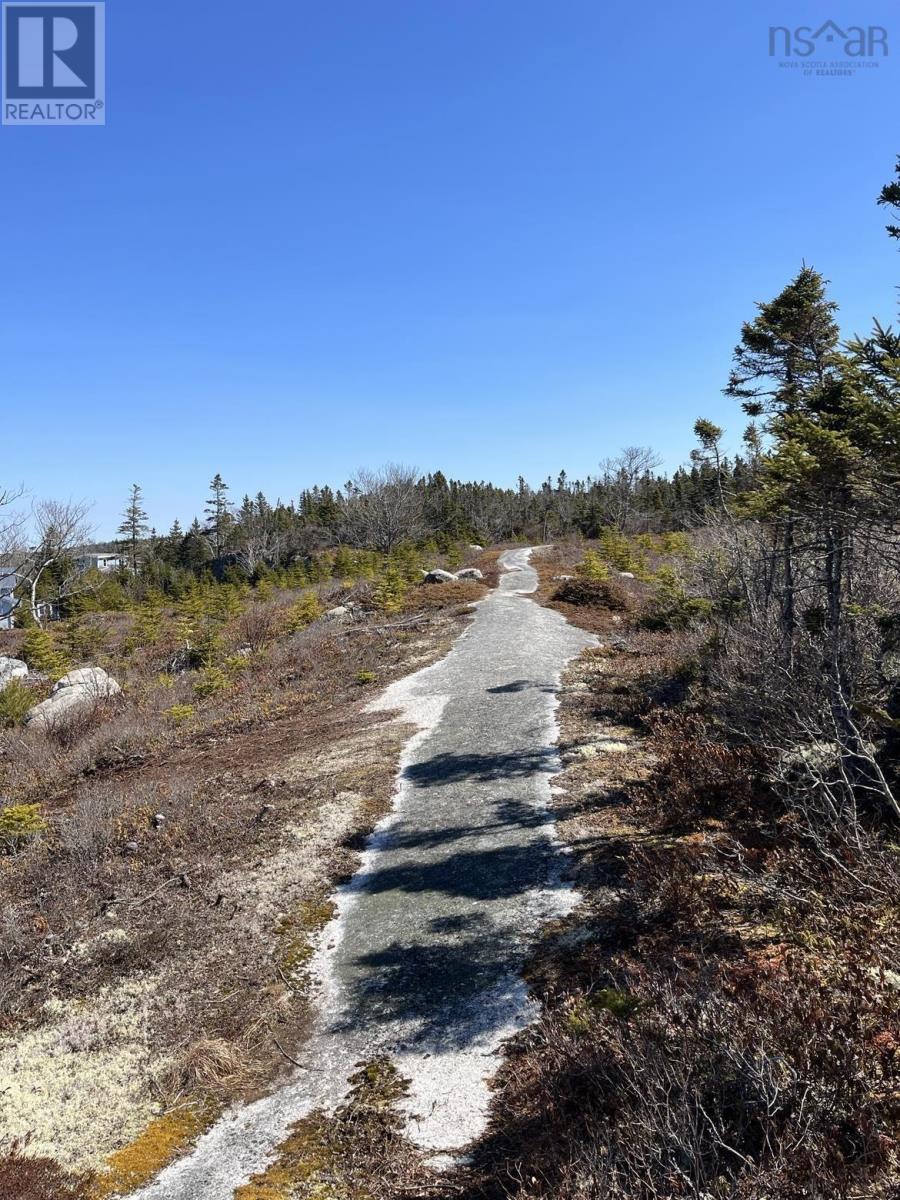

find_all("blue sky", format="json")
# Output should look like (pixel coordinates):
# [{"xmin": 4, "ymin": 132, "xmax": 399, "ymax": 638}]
[{"xmin": 2, "ymin": 0, "xmax": 898, "ymax": 536}]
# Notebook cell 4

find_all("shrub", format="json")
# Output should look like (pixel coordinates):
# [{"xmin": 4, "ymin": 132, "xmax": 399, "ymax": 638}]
[
  {"xmin": 129, "ymin": 594, "xmax": 166, "ymax": 649},
  {"xmin": 194, "ymin": 667, "xmax": 230, "ymax": 698},
  {"xmin": 22, "ymin": 626, "xmax": 70, "ymax": 680},
  {"xmin": 63, "ymin": 616, "xmax": 106, "ymax": 659},
  {"xmin": 373, "ymin": 567, "xmax": 408, "ymax": 613},
  {"xmin": 0, "ymin": 803, "xmax": 48, "ymax": 853},
  {"xmin": 641, "ymin": 566, "xmax": 712, "ymax": 631},
  {"xmin": 0, "ymin": 1142, "xmax": 92, "ymax": 1200},
  {"xmin": 0, "ymin": 679, "xmax": 34, "ymax": 728},
  {"xmin": 253, "ymin": 579, "xmax": 274, "ymax": 603},
  {"xmin": 238, "ymin": 603, "xmax": 277, "ymax": 653},
  {"xmin": 284, "ymin": 591, "xmax": 323, "ymax": 632},
  {"xmin": 598, "ymin": 526, "xmax": 637, "ymax": 571},
  {"xmin": 554, "ymin": 577, "xmax": 630, "ymax": 611},
  {"xmin": 175, "ymin": 582, "xmax": 242, "ymax": 665},
  {"xmin": 576, "ymin": 550, "xmax": 609, "ymax": 581},
  {"xmin": 660, "ymin": 530, "xmax": 694, "ymax": 557},
  {"xmin": 442, "ymin": 542, "xmax": 463, "ymax": 569},
  {"xmin": 164, "ymin": 704, "xmax": 195, "ymax": 725},
  {"xmin": 356, "ymin": 670, "xmax": 378, "ymax": 685}
]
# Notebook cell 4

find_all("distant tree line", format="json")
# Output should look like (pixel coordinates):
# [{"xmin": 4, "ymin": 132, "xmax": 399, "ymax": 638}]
[{"xmin": 85, "ymin": 450, "xmax": 753, "ymax": 593}]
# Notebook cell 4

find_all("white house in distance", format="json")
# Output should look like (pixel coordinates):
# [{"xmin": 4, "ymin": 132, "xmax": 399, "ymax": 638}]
[
  {"xmin": 75, "ymin": 552, "xmax": 125, "ymax": 574},
  {"xmin": 0, "ymin": 568, "xmax": 17, "ymax": 630}
]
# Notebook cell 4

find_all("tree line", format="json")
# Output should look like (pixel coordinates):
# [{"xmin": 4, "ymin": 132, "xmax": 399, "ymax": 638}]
[{"xmin": 112, "ymin": 451, "xmax": 752, "ymax": 583}]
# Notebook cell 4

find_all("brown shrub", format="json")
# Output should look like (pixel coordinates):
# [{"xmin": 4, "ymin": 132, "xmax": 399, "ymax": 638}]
[
  {"xmin": 403, "ymin": 580, "xmax": 486, "ymax": 611},
  {"xmin": 0, "ymin": 1143, "xmax": 92, "ymax": 1200},
  {"xmin": 553, "ymin": 577, "xmax": 630, "ymax": 611},
  {"xmin": 38, "ymin": 698, "xmax": 115, "ymax": 751},
  {"xmin": 474, "ymin": 958, "xmax": 899, "ymax": 1200},
  {"xmin": 237, "ymin": 603, "xmax": 280, "ymax": 652},
  {"xmin": 646, "ymin": 710, "xmax": 766, "ymax": 826}
]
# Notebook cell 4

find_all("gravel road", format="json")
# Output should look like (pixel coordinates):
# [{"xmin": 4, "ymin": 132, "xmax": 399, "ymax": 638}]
[{"xmin": 132, "ymin": 547, "xmax": 596, "ymax": 1198}]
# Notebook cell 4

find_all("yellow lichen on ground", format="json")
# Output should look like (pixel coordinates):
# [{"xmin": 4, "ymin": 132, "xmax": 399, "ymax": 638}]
[
  {"xmin": 233, "ymin": 1115, "xmax": 341, "ymax": 1200},
  {"xmin": 91, "ymin": 1105, "xmax": 213, "ymax": 1198},
  {"xmin": 278, "ymin": 897, "xmax": 338, "ymax": 977},
  {"xmin": 234, "ymin": 1058, "xmax": 409, "ymax": 1200}
]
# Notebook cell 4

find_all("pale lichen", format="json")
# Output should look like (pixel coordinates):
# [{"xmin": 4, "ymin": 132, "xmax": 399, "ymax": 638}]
[{"xmin": 0, "ymin": 975, "xmax": 168, "ymax": 1172}]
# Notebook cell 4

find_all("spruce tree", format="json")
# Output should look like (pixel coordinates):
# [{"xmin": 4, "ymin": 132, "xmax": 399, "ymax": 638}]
[
  {"xmin": 877, "ymin": 155, "xmax": 900, "ymax": 240},
  {"xmin": 117, "ymin": 484, "xmax": 149, "ymax": 572},
  {"xmin": 204, "ymin": 474, "xmax": 232, "ymax": 558},
  {"xmin": 725, "ymin": 268, "xmax": 841, "ymax": 652}
]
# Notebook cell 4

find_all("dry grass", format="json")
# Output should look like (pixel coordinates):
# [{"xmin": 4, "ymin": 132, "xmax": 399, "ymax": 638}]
[{"xmin": 402, "ymin": 579, "xmax": 487, "ymax": 611}]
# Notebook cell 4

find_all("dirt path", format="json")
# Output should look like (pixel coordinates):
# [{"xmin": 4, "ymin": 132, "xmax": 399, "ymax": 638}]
[{"xmin": 132, "ymin": 548, "xmax": 596, "ymax": 1198}]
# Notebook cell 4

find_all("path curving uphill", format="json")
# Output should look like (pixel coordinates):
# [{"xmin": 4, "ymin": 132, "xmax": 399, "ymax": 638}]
[{"xmin": 132, "ymin": 548, "xmax": 596, "ymax": 1198}]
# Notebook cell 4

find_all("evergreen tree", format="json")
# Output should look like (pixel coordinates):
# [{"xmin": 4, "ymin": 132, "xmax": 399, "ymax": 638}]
[
  {"xmin": 181, "ymin": 518, "xmax": 212, "ymax": 572},
  {"xmin": 725, "ymin": 268, "xmax": 841, "ymax": 650},
  {"xmin": 877, "ymin": 154, "xmax": 900, "ymax": 240},
  {"xmin": 204, "ymin": 473, "xmax": 232, "ymax": 558},
  {"xmin": 117, "ymin": 483, "xmax": 149, "ymax": 572}
]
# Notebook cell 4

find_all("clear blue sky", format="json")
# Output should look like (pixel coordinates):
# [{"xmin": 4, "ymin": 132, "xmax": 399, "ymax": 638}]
[{"xmin": 3, "ymin": 0, "xmax": 898, "ymax": 536}]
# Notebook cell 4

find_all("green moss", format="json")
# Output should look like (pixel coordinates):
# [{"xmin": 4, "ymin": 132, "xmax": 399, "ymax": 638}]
[
  {"xmin": 235, "ymin": 1059, "xmax": 409, "ymax": 1200},
  {"xmin": 277, "ymin": 899, "xmax": 336, "ymax": 979},
  {"xmin": 344, "ymin": 1057, "xmax": 409, "ymax": 1110},
  {"xmin": 233, "ymin": 1114, "xmax": 343, "ymax": 1200}
]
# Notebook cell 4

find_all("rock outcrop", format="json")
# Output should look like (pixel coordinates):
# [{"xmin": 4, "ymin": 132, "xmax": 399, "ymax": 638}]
[
  {"xmin": 0, "ymin": 657, "xmax": 28, "ymax": 689},
  {"xmin": 321, "ymin": 605, "xmax": 353, "ymax": 624},
  {"xmin": 25, "ymin": 667, "xmax": 121, "ymax": 728}
]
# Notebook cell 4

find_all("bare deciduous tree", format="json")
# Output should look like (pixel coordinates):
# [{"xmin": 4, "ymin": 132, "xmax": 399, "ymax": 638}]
[
  {"xmin": 344, "ymin": 464, "xmax": 423, "ymax": 553},
  {"xmin": 11, "ymin": 499, "xmax": 93, "ymax": 625},
  {"xmin": 600, "ymin": 446, "xmax": 663, "ymax": 532}
]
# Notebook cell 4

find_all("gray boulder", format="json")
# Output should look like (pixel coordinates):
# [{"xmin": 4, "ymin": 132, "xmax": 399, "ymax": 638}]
[
  {"xmin": 467, "ymin": 545, "xmax": 484, "ymax": 554},
  {"xmin": 618, "ymin": 571, "xmax": 635, "ymax": 579},
  {"xmin": 455, "ymin": 568, "xmax": 484, "ymax": 581},
  {"xmin": 423, "ymin": 569, "xmax": 456, "ymax": 584},
  {"xmin": 25, "ymin": 666, "xmax": 121, "ymax": 729},
  {"xmin": 0, "ymin": 657, "xmax": 28, "ymax": 689},
  {"xmin": 54, "ymin": 668, "xmax": 122, "ymax": 698},
  {"xmin": 321, "ymin": 605, "xmax": 353, "ymax": 624}
]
